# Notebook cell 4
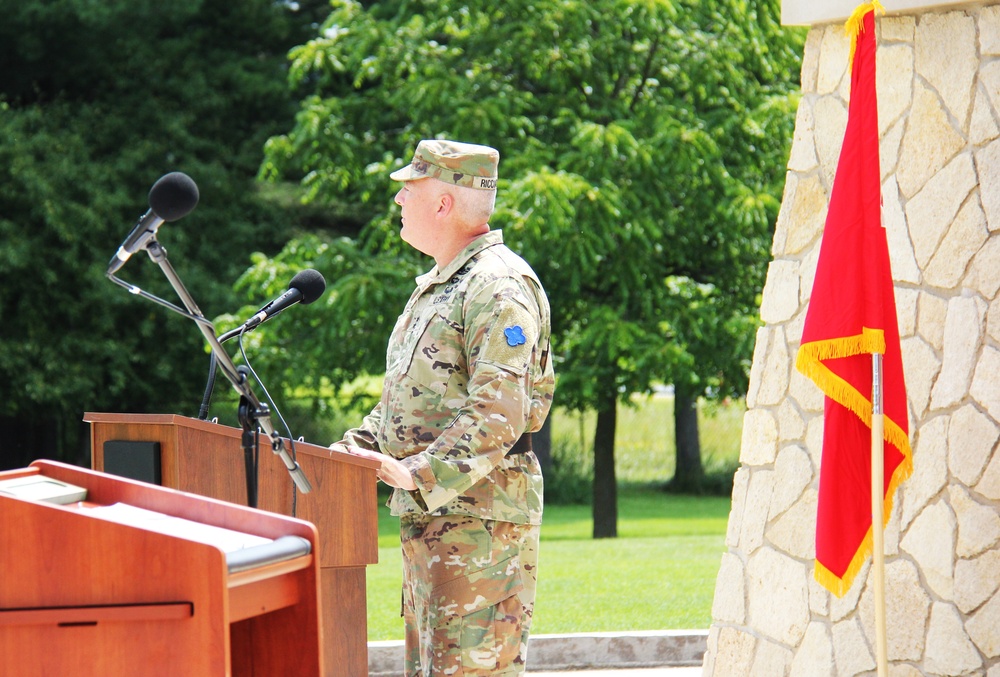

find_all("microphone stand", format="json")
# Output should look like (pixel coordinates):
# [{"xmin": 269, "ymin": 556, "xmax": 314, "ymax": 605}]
[
  {"xmin": 237, "ymin": 372, "xmax": 260, "ymax": 509},
  {"xmin": 198, "ymin": 325, "xmax": 244, "ymax": 422},
  {"xmin": 108, "ymin": 238, "xmax": 312, "ymax": 502}
]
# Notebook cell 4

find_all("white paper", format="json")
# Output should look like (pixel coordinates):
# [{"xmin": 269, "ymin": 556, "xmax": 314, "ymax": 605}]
[{"xmin": 84, "ymin": 502, "xmax": 272, "ymax": 553}]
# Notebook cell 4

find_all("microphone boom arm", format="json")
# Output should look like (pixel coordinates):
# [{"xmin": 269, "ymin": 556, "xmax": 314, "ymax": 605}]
[{"xmin": 141, "ymin": 240, "xmax": 312, "ymax": 494}]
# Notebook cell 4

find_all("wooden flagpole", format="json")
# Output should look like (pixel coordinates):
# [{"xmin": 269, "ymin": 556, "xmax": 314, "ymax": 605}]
[
  {"xmin": 871, "ymin": 6, "xmax": 889, "ymax": 671},
  {"xmin": 871, "ymin": 352, "xmax": 888, "ymax": 676}
]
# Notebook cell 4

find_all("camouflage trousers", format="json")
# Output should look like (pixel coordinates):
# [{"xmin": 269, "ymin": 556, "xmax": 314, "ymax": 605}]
[{"xmin": 400, "ymin": 514, "xmax": 540, "ymax": 677}]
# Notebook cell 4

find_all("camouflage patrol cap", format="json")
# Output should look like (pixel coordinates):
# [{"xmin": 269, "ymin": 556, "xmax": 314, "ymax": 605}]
[{"xmin": 390, "ymin": 139, "xmax": 499, "ymax": 190}]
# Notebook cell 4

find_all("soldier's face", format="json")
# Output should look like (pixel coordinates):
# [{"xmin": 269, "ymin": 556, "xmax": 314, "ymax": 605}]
[{"xmin": 395, "ymin": 179, "xmax": 447, "ymax": 256}]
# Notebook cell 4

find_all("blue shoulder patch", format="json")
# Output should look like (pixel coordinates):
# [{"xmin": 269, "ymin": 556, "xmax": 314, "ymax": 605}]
[{"xmin": 504, "ymin": 325, "xmax": 527, "ymax": 347}]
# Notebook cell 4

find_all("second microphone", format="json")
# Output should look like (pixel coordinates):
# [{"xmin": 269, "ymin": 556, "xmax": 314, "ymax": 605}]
[{"xmin": 226, "ymin": 268, "xmax": 327, "ymax": 339}]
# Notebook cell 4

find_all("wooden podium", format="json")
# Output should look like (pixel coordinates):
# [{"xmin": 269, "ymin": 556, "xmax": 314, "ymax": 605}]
[
  {"xmin": 0, "ymin": 460, "xmax": 322, "ymax": 676},
  {"xmin": 83, "ymin": 412, "xmax": 381, "ymax": 677}
]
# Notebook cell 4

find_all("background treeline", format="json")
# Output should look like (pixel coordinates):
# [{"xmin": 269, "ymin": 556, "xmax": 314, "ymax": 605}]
[
  {"xmin": 0, "ymin": 0, "xmax": 804, "ymax": 537},
  {"xmin": 0, "ymin": 0, "xmax": 333, "ymax": 467}
]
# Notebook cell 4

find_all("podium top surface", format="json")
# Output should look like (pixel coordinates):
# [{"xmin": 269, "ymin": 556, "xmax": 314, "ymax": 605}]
[
  {"xmin": 83, "ymin": 412, "xmax": 379, "ymax": 470},
  {"xmin": 7, "ymin": 460, "xmax": 319, "ymax": 543}
]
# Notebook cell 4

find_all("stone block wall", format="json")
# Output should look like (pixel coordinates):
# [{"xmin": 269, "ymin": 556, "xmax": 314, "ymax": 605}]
[{"xmin": 704, "ymin": 4, "xmax": 1000, "ymax": 675}]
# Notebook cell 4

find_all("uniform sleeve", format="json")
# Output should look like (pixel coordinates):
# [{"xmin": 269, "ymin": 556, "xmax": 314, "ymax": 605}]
[
  {"xmin": 400, "ymin": 278, "xmax": 540, "ymax": 512},
  {"xmin": 339, "ymin": 401, "xmax": 383, "ymax": 453}
]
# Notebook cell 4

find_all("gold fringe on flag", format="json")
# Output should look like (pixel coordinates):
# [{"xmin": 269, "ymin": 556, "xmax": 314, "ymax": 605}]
[
  {"xmin": 797, "ymin": 327, "xmax": 914, "ymax": 596},
  {"xmin": 814, "ymin": 444, "xmax": 913, "ymax": 598},
  {"xmin": 795, "ymin": 328, "xmax": 911, "ymax": 464},
  {"xmin": 846, "ymin": 0, "xmax": 887, "ymax": 67}
]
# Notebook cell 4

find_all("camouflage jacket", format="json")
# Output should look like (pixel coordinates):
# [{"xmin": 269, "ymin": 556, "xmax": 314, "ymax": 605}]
[{"xmin": 341, "ymin": 231, "xmax": 554, "ymax": 525}]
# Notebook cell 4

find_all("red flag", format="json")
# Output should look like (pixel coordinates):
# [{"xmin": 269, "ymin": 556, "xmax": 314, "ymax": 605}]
[{"xmin": 795, "ymin": 1, "xmax": 912, "ymax": 598}]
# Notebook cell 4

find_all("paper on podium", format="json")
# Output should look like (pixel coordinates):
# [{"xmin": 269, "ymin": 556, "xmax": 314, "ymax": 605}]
[
  {"xmin": 84, "ymin": 502, "xmax": 272, "ymax": 553},
  {"xmin": 0, "ymin": 476, "xmax": 88, "ymax": 504}
]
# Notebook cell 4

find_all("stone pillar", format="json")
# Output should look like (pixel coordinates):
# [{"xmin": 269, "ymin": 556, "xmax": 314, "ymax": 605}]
[{"xmin": 704, "ymin": 4, "xmax": 1000, "ymax": 675}]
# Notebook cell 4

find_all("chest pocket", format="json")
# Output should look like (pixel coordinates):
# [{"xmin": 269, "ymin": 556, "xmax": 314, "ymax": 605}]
[{"xmin": 405, "ymin": 312, "xmax": 467, "ymax": 396}]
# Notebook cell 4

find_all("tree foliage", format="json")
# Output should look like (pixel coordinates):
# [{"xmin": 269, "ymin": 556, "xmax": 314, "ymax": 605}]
[
  {"xmin": 211, "ymin": 234, "xmax": 421, "ymax": 426},
  {"xmin": 0, "ymin": 0, "xmax": 319, "ymax": 466},
  {"xmin": 255, "ymin": 0, "xmax": 804, "ymax": 533}
]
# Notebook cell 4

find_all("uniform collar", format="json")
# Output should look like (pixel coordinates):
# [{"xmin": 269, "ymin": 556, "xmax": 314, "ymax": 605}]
[{"xmin": 416, "ymin": 230, "xmax": 504, "ymax": 286}]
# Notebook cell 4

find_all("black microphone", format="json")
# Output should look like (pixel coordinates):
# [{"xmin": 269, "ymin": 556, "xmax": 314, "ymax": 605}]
[
  {"xmin": 200, "ymin": 268, "xmax": 327, "ymax": 419},
  {"xmin": 238, "ymin": 268, "xmax": 327, "ymax": 333},
  {"xmin": 107, "ymin": 172, "xmax": 200, "ymax": 275}
]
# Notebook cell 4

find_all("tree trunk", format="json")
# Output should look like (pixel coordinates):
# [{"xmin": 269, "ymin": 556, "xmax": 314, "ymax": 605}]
[
  {"xmin": 670, "ymin": 384, "xmax": 704, "ymax": 493},
  {"xmin": 592, "ymin": 394, "xmax": 618, "ymax": 538}
]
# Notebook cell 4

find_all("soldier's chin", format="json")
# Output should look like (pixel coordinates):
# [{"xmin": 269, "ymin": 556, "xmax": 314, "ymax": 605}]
[{"xmin": 399, "ymin": 228, "xmax": 429, "ymax": 257}]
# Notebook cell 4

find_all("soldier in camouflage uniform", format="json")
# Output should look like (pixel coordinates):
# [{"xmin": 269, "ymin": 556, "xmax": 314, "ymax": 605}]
[{"xmin": 329, "ymin": 139, "xmax": 555, "ymax": 676}]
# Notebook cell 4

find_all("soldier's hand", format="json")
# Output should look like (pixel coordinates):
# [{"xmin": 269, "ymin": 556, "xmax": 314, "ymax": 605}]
[{"xmin": 332, "ymin": 444, "xmax": 417, "ymax": 491}]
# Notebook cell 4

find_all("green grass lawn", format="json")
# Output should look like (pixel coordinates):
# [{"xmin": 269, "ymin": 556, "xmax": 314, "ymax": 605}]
[
  {"xmin": 364, "ymin": 396, "xmax": 743, "ymax": 640},
  {"xmin": 551, "ymin": 393, "xmax": 746, "ymax": 483},
  {"xmin": 366, "ymin": 488, "xmax": 733, "ymax": 640}
]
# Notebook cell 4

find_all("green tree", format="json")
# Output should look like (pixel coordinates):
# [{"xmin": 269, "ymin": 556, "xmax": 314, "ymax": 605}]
[
  {"xmin": 0, "ymin": 0, "xmax": 316, "ymax": 468},
  {"xmin": 209, "ymin": 234, "xmax": 421, "ymax": 440},
  {"xmin": 256, "ymin": 0, "xmax": 803, "ymax": 536}
]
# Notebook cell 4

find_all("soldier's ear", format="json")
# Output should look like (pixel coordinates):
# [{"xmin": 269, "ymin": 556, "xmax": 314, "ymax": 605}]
[{"xmin": 436, "ymin": 191, "xmax": 455, "ymax": 219}]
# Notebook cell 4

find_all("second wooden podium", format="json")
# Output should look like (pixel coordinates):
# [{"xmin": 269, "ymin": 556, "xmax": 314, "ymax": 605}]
[
  {"xmin": 83, "ymin": 412, "xmax": 381, "ymax": 677},
  {"xmin": 0, "ymin": 460, "xmax": 322, "ymax": 676}
]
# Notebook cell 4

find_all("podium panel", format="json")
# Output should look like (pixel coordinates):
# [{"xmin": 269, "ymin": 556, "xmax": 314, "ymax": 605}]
[
  {"xmin": 0, "ymin": 461, "xmax": 322, "ymax": 677},
  {"xmin": 83, "ymin": 412, "xmax": 380, "ymax": 677}
]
